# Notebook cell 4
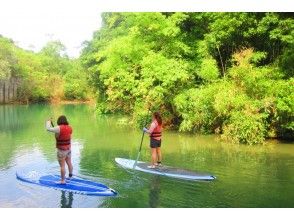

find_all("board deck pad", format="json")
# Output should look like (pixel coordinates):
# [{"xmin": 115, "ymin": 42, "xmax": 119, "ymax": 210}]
[
  {"xmin": 16, "ymin": 171, "xmax": 117, "ymax": 196},
  {"xmin": 115, "ymin": 158, "xmax": 216, "ymax": 181}
]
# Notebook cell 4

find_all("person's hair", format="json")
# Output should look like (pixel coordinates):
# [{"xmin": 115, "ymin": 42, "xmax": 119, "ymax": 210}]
[
  {"xmin": 57, "ymin": 115, "xmax": 69, "ymax": 125},
  {"xmin": 153, "ymin": 112, "xmax": 162, "ymax": 126}
]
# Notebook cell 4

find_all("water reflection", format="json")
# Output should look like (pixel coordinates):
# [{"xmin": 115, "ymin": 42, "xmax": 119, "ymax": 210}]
[
  {"xmin": 60, "ymin": 191, "xmax": 73, "ymax": 208},
  {"xmin": 148, "ymin": 176, "xmax": 161, "ymax": 208},
  {"xmin": 0, "ymin": 104, "xmax": 293, "ymax": 207},
  {"xmin": 0, "ymin": 105, "xmax": 26, "ymax": 132}
]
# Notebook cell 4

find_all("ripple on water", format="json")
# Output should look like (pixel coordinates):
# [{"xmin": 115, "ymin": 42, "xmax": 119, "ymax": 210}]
[{"xmin": 1, "ymin": 104, "xmax": 293, "ymax": 207}]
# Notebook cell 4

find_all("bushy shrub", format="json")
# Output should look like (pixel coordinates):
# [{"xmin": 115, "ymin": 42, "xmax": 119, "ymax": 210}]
[
  {"xmin": 198, "ymin": 57, "xmax": 220, "ymax": 81},
  {"xmin": 221, "ymin": 110, "xmax": 267, "ymax": 145},
  {"xmin": 273, "ymin": 78, "xmax": 294, "ymax": 139},
  {"xmin": 174, "ymin": 85, "xmax": 218, "ymax": 133},
  {"xmin": 63, "ymin": 66, "xmax": 89, "ymax": 101},
  {"xmin": 132, "ymin": 108, "xmax": 152, "ymax": 128}
]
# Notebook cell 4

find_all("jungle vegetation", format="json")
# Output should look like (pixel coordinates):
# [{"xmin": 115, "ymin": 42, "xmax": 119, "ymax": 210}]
[
  {"xmin": 1, "ymin": 12, "xmax": 293, "ymax": 144},
  {"xmin": 80, "ymin": 12, "xmax": 294, "ymax": 144}
]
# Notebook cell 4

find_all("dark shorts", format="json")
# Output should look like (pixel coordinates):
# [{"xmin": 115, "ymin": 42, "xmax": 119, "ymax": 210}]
[{"xmin": 150, "ymin": 138, "xmax": 161, "ymax": 148}]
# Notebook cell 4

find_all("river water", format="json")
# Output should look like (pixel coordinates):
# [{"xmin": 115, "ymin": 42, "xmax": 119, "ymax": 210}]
[{"xmin": 0, "ymin": 104, "xmax": 293, "ymax": 207}]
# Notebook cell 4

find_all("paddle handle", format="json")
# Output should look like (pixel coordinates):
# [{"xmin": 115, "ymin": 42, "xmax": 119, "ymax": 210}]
[{"xmin": 50, "ymin": 117, "xmax": 54, "ymax": 127}]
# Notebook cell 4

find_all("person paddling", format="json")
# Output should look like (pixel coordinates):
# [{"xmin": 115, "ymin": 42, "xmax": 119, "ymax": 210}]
[
  {"xmin": 46, "ymin": 115, "xmax": 73, "ymax": 184},
  {"xmin": 143, "ymin": 112, "xmax": 163, "ymax": 169}
]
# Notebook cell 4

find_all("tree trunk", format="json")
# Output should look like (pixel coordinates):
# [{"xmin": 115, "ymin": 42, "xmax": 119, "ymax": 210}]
[
  {"xmin": 0, "ymin": 81, "xmax": 3, "ymax": 103},
  {"xmin": 0, "ymin": 77, "xmax": 21, "ymax": 104},
  {"xmin": 217, "ymin": 46, "xmax": 225, "ymax": 77}
]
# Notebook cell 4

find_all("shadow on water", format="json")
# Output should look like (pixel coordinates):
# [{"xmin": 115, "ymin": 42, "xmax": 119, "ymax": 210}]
[
  {"xmin": 148, "ymin": 175, "xmax": 161, "ymax": 208},
  {"xmin": 60, "ymin": 191, "xmax": 73, "ymax": 208}
]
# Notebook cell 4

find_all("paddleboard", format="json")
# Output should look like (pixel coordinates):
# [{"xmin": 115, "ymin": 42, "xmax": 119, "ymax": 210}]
[
  {"xmin": 115, "ymin": 158, "xmax": 216, "ymax": 181},
  {"xmin": 16, "ymin": 171, "xmax": 117, "ymax": 196}
]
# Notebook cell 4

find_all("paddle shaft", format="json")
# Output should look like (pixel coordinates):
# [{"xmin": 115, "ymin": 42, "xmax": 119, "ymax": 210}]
[
  {"xmin": 133, "ymin": 113, "xmax": 150, "ymax": 169},
  {"xmin": 133, "ymin": 131, "xmax": 145, "ymax": 168}
]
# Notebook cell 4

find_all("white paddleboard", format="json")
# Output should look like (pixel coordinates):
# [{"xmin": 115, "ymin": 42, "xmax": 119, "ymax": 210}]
[{"xmin": 115, "ymin": 158, "xmax": 216, "ymax": 181}]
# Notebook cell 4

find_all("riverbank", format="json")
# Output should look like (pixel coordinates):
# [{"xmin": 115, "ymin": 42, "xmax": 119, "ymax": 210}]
[
  {"xmin": 1, "ymin": 101, "xmax": 292, "ymax": 144},
  {"xmin": 0, "ymin": 98, "xmax": 96, "ymax": 106},
  {"xmin": 50, "ymin": 99, "xmax": 95, "ymax": 105}
]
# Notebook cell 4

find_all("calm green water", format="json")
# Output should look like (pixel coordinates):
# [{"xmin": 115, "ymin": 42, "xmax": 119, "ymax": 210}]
[{"xmin": 0, "ymin": 104, "xmax": 293, "ymax": 208}]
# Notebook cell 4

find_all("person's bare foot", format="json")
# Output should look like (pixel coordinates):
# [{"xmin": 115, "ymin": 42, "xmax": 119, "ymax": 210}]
[{"xmin": 56, "ymin": 180, "xmax": 66, "ymax": 184}]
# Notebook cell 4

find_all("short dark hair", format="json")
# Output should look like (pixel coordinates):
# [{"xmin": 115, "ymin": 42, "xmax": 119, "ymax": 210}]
[{"xmin": 57, "ymin": 115, "xmax": 69, "ymax": 125}]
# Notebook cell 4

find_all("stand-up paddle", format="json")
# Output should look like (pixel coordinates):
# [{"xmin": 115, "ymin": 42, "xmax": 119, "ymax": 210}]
[
  {"xmin": 116, "ymin": 111, "xmax": 216, "ymax": 181},
  {"xmin": 16, "ymin": 117, "xmax": 118, "ymax": 196},
  {"xmin": 133, "ymin": 112, "xmax": 150, "ymax": 169},
  {"xmin": 116, "ymin": 158, "xmax": 216, "ymax": 181},
  {"xmin": 133, "ymin": 129, "xmax": 145, "ymax": 169}
]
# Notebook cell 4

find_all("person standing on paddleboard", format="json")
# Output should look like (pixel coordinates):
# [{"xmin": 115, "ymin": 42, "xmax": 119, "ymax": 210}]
[
  {"xmin": 143, "ymin": 112, "xmax": 163, "ymax": 169},
  {"xmin": 46, "ymin": 115, "xmax": 73, "ymax": 184}
]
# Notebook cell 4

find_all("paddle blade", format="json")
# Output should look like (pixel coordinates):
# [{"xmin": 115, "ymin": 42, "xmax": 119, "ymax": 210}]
[{"xmin": 133, "ymin": 151, "xmax": 141, "ymax": 169}]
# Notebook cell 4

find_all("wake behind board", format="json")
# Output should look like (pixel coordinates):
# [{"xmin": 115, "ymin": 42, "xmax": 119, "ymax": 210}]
[
  {"xmin": 16, "ymin": 171, "xmax": 117, "ymax": 196},
  {"xmin": 115, "ymin": 158, "xmax": 216, "ymax": 181}
]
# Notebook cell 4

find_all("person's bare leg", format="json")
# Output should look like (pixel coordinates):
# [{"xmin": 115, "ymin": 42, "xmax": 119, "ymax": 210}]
[
  {"xmin": 151, "ymin": 148, "xmax": 157, "ymax": 165},
  {"xmin": 58, "ymin": 158, "xmax": 66, "ymax": 184},
  {"xmin": 65, "ymin": 155, "xmax": 73, "ymax": 177},
  {"xmin": 156, "ymin": 147, "xmax": 162, "ymax": 164}
]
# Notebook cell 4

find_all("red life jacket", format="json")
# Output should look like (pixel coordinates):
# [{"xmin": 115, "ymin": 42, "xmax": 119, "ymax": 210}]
[
  {"xmin": 150, "ymin": 121, "xmax": 162, "ymax": 139},
  {"xmin": 56, "ymin": 125, "xmax": 72, "ymax": 151}
]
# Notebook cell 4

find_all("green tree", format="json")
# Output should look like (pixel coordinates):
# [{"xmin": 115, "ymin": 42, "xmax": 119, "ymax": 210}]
[
  {"xmin": 0, "ymin": 36, "xmax": 21, "ymax": 79},
  {"xmin": 80, "ymin": 12, "xmax": 294, "ymax": 144}
]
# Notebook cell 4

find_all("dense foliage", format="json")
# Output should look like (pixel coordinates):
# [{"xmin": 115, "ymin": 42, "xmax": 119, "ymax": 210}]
[
  {"xmin": 1, "ymin": 13, "xmax": 293, "ymax": 144},
  {"xmin": 81, "ymin": 12, "xmax": 294, "ymax": 144},
  {"xmin": 0, "ymin": 36, "xmax": 91, "ymax": 102}
]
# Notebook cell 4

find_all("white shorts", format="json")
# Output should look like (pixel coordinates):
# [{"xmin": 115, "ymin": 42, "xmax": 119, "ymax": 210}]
[{"xmin": 57, "ymin": 149, "xmax": 71, "ymax": 160}]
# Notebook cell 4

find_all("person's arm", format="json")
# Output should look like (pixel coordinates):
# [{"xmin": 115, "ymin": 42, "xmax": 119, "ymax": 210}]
[
  {"xmin": 45, "ymin": 120, "xmax": 60, "ymax": 134},
  {"xmin": 143, "ymin": 122, "xmax": 156, "ymax": 134}
]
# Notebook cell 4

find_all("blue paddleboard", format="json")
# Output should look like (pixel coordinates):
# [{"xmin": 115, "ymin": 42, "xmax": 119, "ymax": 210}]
[
  {"xmin": 115, "ymin": 158, "xmax": 216, "ymax": 181},
  {"xmin": 16, "ymin": 171, "xmax": 117, "ymax": 196}
]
